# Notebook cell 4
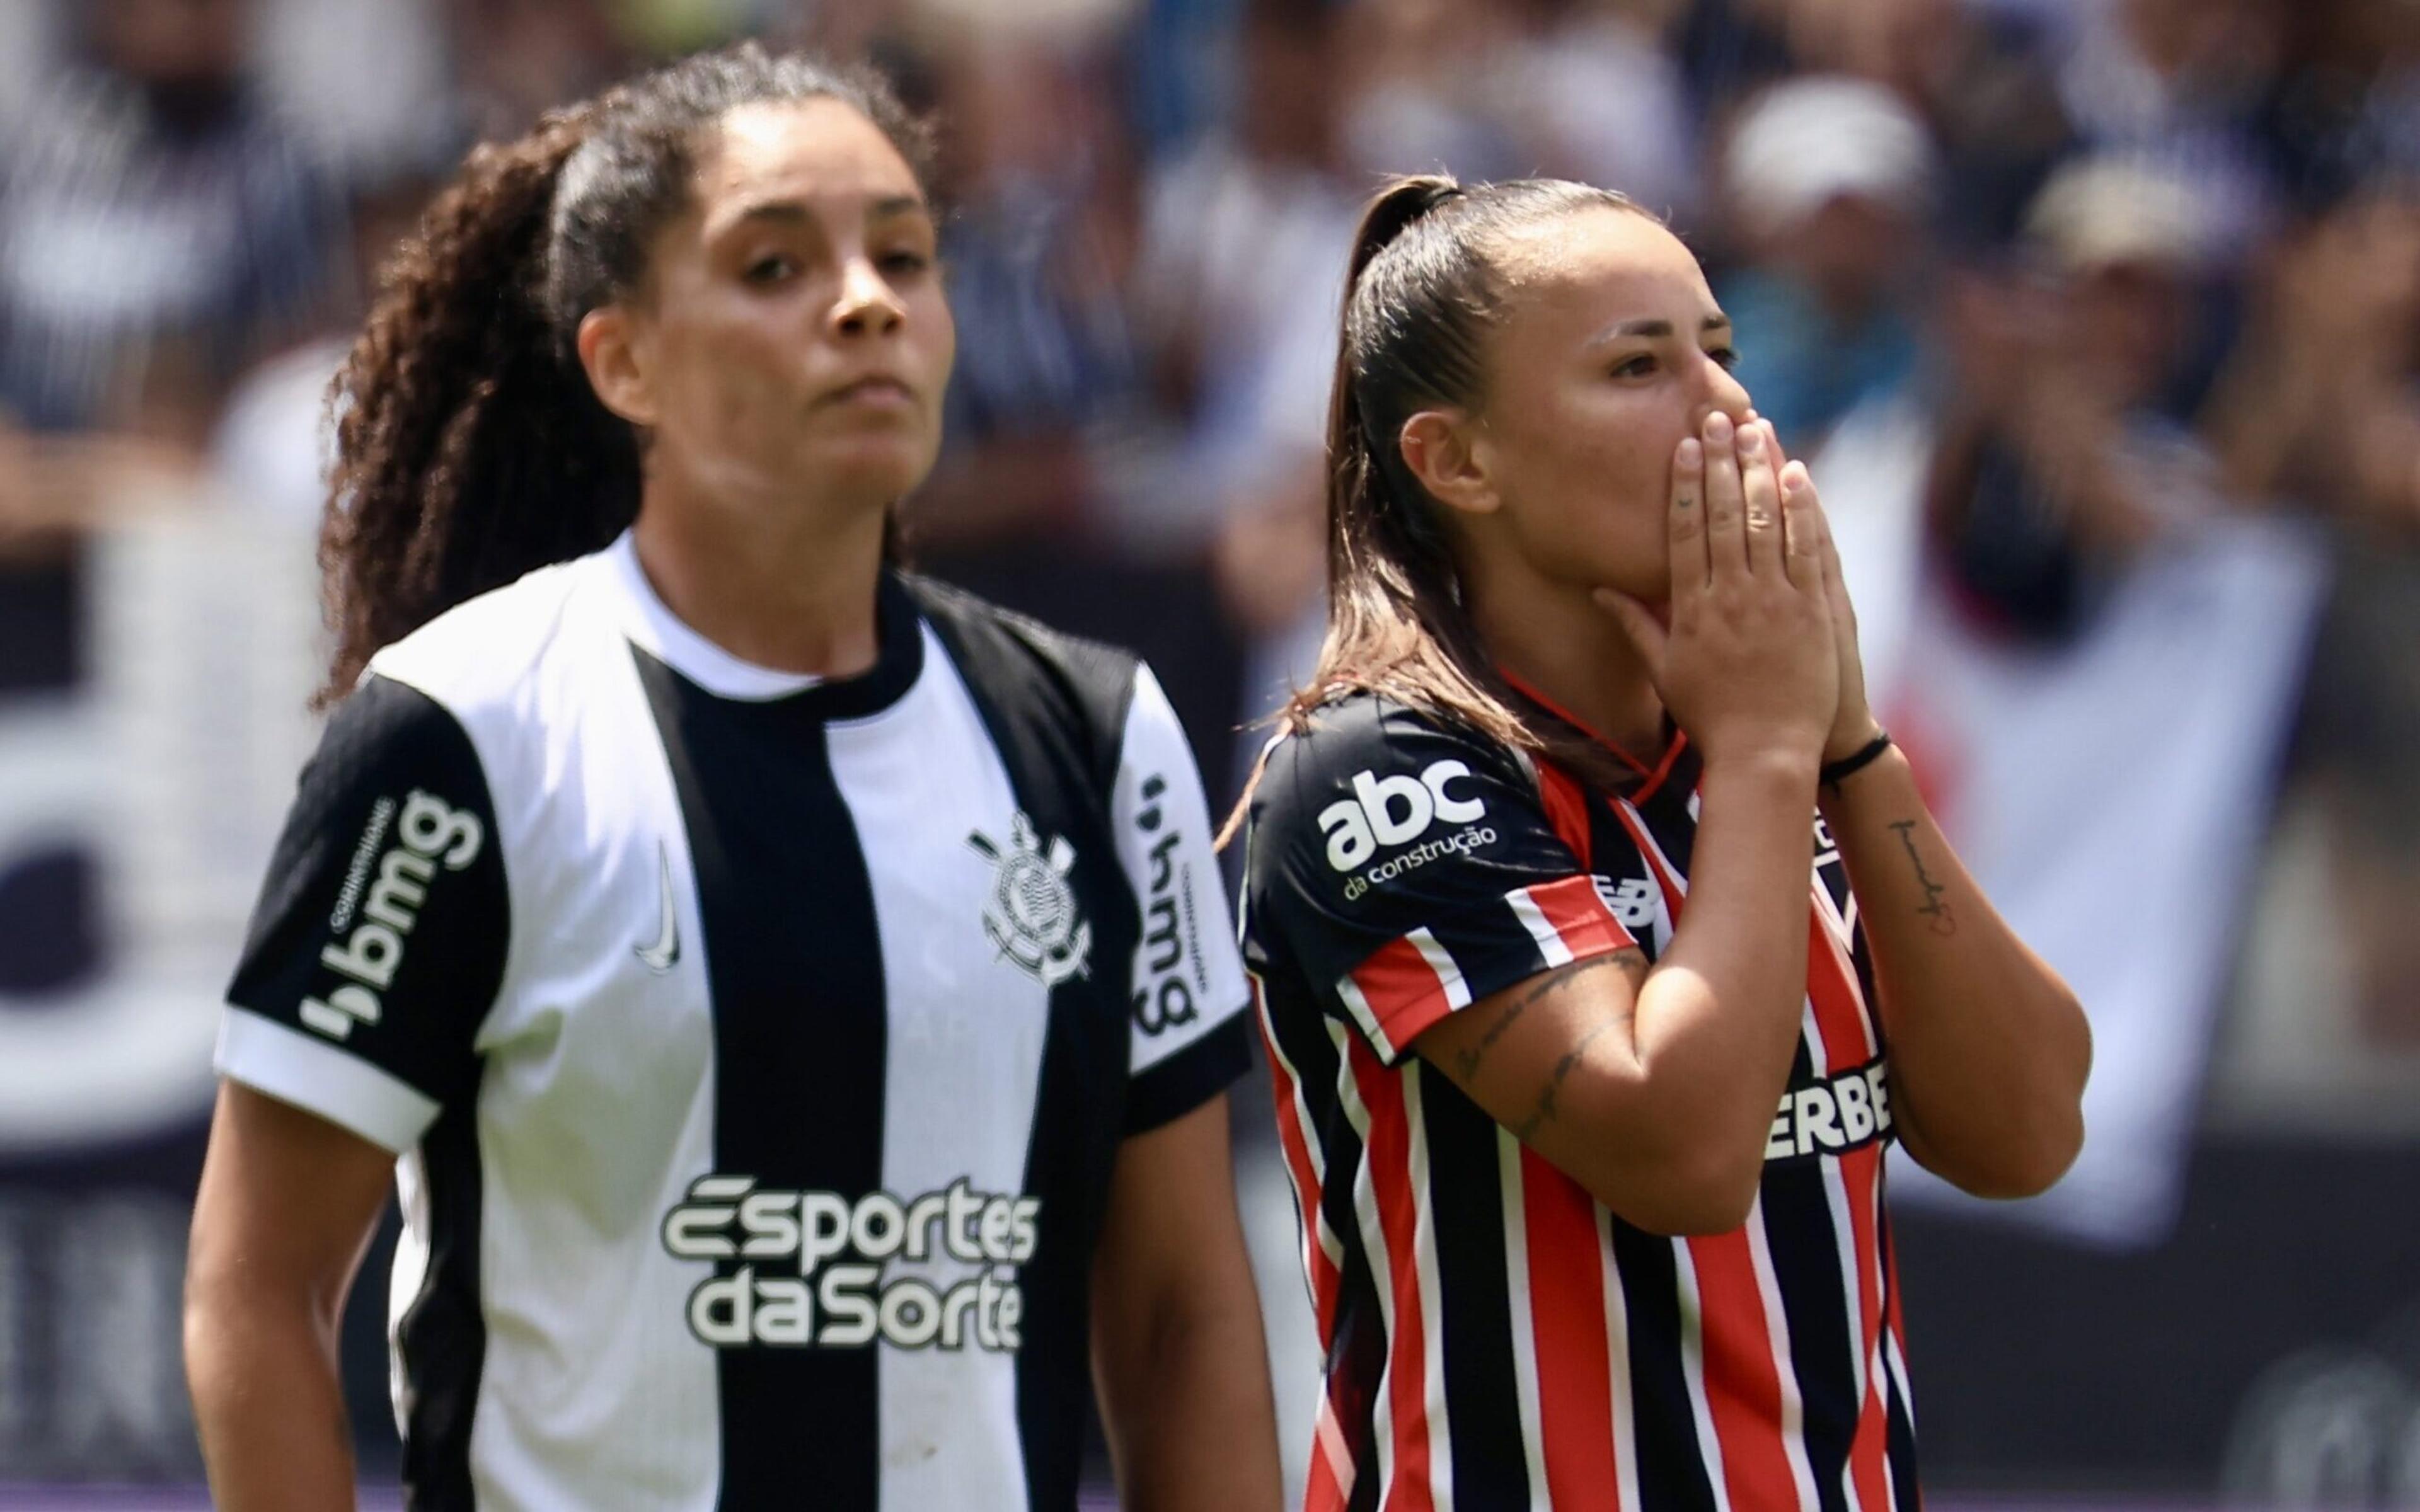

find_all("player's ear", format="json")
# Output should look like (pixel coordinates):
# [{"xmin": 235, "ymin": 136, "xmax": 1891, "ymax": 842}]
[
  {"xmin": 577, "ymin": 304, "xmax": 660, "ymax": 428},
  {"xmin": 1400, "ymin": 409, "xmax": 1502, "ymax": 519}
]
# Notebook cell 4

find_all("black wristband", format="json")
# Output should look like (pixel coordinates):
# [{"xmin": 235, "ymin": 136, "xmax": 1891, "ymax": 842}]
[{"xmin": 1819, "ymin": 730, "xmax": 1893, "ymax": 792}]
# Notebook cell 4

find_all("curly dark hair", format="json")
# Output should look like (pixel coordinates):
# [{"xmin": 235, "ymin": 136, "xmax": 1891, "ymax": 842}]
[{"xmin": 316, "ymin": 43, "xmax": 936, "ymax": 705}]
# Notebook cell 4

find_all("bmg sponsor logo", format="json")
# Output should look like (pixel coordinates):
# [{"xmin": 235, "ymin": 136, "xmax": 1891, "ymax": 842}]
[
  {"xmin": 1130, "ymin": 773, "xmax": 1207, "ymax": 1036},
  {"xmin": 302, "ymin": 790, "xmax": 483, "ymax": 1042},
  {"xmin": 662, "ymin": 1176, "xmax": 1037, "ymax": 1351}
]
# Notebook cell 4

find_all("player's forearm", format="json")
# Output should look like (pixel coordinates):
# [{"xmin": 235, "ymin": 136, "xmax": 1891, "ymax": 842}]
[
  {"xmin": 1096, "ymin": 1283, "xmax": 1284, "ymax": 1512},
  {"xmin": 1620, "ymin": 752, "xmax": 1824, "ymax": 1202},
  {"xmin": 1821, "ymin": 747, "xmax": 2090, "ymax": 1196},
  {"xmin": 1558, "ymin": 745, "xmax": 1819, "ymax": 1228},
  {"xmin": 187, "ymin": 1286, "xmax": 359, "ymax": 1511}
]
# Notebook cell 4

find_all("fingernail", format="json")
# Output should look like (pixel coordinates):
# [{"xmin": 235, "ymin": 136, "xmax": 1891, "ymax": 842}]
[
  {"xmin": 1678, "ymin": 437, "xmax": 1702, "ymax": 468},
  {"xmin": 1705, "ymin": 412, "xmax": 1732, "ymax": 444},
  {"xmin": 1739, "ymin": 425, "xmax": 1762, "ymax": 455}
]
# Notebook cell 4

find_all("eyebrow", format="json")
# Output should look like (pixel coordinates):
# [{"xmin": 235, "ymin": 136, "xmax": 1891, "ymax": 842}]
[
  {"xmin": 729, "ymin": 194, "xmax": 931, "ymax": 227},
  {"xmin": 1594, "ymin": 313, "xmax": 1734, "ymax": 343}
]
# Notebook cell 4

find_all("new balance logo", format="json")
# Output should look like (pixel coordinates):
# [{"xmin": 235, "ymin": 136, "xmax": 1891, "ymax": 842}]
[
  {"xmin": 1593, "ymin": 875, "xmax": 1657, "ymax": 931},
  {"xmin": 1320, "ymin": 759, "xmax": 1487, "ymax": 871},
  {"xmin": 635, "ymin": 842, "xmax": 680, "ymax": 973}
]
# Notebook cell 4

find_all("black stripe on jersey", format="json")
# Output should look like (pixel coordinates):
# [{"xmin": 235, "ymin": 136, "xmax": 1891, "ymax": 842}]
[
  {"xmin": 910, "ymin": 581, "xmax": 1148, "ymax": 1512},
  {"xmin": 1262, "ymin": 980, "xmax": 1386, "ymax": 1512},
  {"xmin": 1761, "ymin": 1156, "xmax": 1859, "ymax": 1512},
  {"xmin": 1609, "ymin": 1222, "xmax": 1719, "ymax": 1512},
  {"xmin": 1879, "ymin": 1215, "xmax": 1921, "ymax": 1512},
  {"xmin": 396, "ymin": 1099, "xmax": 484, "ymax": 1512},
  {"xmin": 635, "ymin": 651, "xmax": 894, "ymax": 1512},
  {"xmin": 1418, "ymin": 1076, "xmax": 1531, "ymax": 1510}
]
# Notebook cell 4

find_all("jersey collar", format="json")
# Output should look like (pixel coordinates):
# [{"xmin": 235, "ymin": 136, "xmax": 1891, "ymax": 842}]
[
  {"xmin": 602, "ymin": 530, "xmax": 925, "ymax": 717},
  {"xmin": 1497, "ymin": 666, "xmax": 1691, "ymax": 805}
]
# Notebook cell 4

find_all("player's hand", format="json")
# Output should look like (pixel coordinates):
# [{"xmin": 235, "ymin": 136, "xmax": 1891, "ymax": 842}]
[
  {"xmin": 1594, "ymin": 410, "xmax": 1836, "ymax": 769},
  {"xmin": 1751, "ymin": 418, "xmax": 1881, "ymax": 763}
]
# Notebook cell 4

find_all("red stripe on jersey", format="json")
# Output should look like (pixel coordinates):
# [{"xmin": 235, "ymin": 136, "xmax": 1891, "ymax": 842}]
[
  {"xmin": 1519, "ymin": 1147, "xmax": 1624, "ymax": 1509},
  {"xmin": 1686, "ymin": 1228, "xmax": 1801, "ymax": 1511},
  {"xmin": 1255, "ymin": 987, "xmax": 1342, "ymax": 1341},
  {"xmin": 1535, "ymin": 761, "xmax": 1597, "ymax": 864},
  {"xmin": 1306, "ymin": 1383, "xmax": 1355, "ymax": 1512},
  {"xmin": 1346, "ymin": 934, "xmax": 1458, "ymax": 1057},
  {"xmin": 1840, "ymin": 1144, "xmax": 1894, "ymax": 1512},
  {"xmin": 1805, "ymin": 905, "xmax": 1874, "ymax": 1070},
  {"xmin": 1516, "ymin": 874, "xmax": 1638, "ymax": 961},
  {"xmin": 1344, "ymin": 1034, "xmax": 1438, "ymax": 1510}
]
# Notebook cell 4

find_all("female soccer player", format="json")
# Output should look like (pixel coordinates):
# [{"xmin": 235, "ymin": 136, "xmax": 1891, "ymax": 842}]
[
  {"xmin": 1238, "ymin": 176, "xmax": 2091, "ymax": 1510},
  {"xmin": 183, "ymin": 46, "xmax": 1282, "ymax": 1512}
]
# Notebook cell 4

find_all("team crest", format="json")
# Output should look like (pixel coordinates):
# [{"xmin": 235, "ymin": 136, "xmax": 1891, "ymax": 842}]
[{"xmin": 968, "ymin": 814, "xmax": 1092, "ymax": 988}]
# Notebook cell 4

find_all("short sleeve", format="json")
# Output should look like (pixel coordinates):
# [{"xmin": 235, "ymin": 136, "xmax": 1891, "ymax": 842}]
[
  {"xmin": 1242, "ymin": 698, "xmax": 1637, "ymax": 1066},
  {"xmin": 1112, "ymin": 665, "xmax": 1253, "ymax": 1133},
  {"xmin": 217, "ymin": 673, "xmax": 510, "ymax": 1152}
]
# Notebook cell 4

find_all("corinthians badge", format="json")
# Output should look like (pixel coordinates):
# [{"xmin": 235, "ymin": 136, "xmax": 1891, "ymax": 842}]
[{"xmin": 968, "ymin": 813, "xmax": 1093, "ymax": 988}]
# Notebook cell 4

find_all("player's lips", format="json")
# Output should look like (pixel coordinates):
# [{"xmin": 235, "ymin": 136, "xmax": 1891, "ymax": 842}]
[{"xmin": 821, "ymin": 375, "xmax": 917, "ymax": 408}]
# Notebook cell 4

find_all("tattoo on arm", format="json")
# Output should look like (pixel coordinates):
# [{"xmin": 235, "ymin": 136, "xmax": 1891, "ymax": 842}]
[
  {"xmin": 1887, "ymin": 818, "xmax": 1957, "ymax": 937},
  {"xmin": 1450, "ymin": 949, "xmax": 1649, "ymax": 1085},
  {"xmin": 1515, "ymin": 1017, "xmax": 1620, "ymax": 1143}
]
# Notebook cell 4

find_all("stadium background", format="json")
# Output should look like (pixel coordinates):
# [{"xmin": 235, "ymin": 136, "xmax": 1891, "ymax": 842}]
[{"xmin": 1, "ymin": 0, "xmax": 2417, "ymax": 1504}]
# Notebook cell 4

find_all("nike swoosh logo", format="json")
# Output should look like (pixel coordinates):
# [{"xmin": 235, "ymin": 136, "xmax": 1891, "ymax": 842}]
[{"xmin": 635, "ymin": 842, "xmax": 679, "ymax": 973}]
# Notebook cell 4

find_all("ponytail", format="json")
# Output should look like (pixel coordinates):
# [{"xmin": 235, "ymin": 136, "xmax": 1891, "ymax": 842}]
[
  {"xmin": 320, "ymin": 106, "xmax": 626, "ymax": 704},
  {"xmin": 316, "ymin": 44, "xmax": 934, "ymax": 706}
]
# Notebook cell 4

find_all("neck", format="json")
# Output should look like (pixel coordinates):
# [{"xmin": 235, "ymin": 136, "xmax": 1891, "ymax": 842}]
[
  {"xmin": 630, "ymin": 464, "xmax": 889, "ymax": 680},
  {"xmin": 1462, "ymin": 559, "xmax": 1666, "ymax": 763}
]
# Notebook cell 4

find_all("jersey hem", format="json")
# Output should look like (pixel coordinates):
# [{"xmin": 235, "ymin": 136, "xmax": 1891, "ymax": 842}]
[{"xmin": 216, "ymin": 1006, "xmax": 439, "ymax": 1152}]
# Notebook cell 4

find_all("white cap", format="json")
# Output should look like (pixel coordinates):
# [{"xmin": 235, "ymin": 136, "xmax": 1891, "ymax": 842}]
[
  {"xmin": 1725, "ymin": 76, "xmax": 1937, "ymax": 243},
  {"xmin": 2022, "ymin": 154, "xmax": 2214, "ymax": 277}
]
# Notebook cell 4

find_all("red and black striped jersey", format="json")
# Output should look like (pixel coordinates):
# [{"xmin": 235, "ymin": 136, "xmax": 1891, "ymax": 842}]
[{"xmin": 1240, "ymin": 695, "xmax": 1919, "ymax": 1512}]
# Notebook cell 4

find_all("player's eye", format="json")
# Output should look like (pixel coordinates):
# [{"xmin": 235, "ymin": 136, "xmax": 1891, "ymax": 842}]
[{"xmin": 743, "ymin": 254, "xmax": 800, "ymax": 285}]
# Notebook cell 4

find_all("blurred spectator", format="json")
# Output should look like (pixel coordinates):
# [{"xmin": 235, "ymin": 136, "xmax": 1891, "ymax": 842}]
[
  {"xmin": 2207, "ymin": 185, "xmax": 2420, "ymax": 534},
  {"xmin": 0, "ymin": 0, "xmax": 340, "ymax": 448},
  {"xmin": 1132, "ymin": 0, "xmax": 1356, "ymax": 555},
  {"xmin": 1925, "ymin": 154, "xmax": 2228, "ymax": 643},
  {"xmin": 1333, "ymin": 0, "xmax": 1522, "ymax": 180},
  {"xmin": 436, "ymin": 0, "xmax": 631, "ymax": 141},
  {"xmin": 906, "ymin": 38, "xmax": 1147, "ymax": 549},
  {"xmin": 1490, "ymin": 0, "xmax": 1699, "ymax": 220},
  {"xmin": 1717, "ymin": 76, "xmax": 1933, "ymax": 450},
  {"xmin": 2053, "ymin": 0, "xmax": 2289, "ymax": 256}
]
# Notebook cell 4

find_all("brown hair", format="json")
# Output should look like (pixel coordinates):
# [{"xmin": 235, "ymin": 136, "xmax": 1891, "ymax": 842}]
[
  {"xmin": 1226, "ymin": 173, "xmax": 1652, "ymax": 837},
  {"xmin": 316, "ymin": 43, "xmax": 934, "ymax": 705}
]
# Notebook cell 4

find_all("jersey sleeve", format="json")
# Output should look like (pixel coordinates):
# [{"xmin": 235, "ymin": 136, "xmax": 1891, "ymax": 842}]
[
  {"xmin": 1242, "ymin": 699, "xmax": 1639, "ymax": 1067},
  {"xmin": 1111, "ymin": 665, "xmax": 1254, "ymax": 1133},
  {"xmin": 216, "ymin": 673, "xmax": 510, "ymax": 1152}
]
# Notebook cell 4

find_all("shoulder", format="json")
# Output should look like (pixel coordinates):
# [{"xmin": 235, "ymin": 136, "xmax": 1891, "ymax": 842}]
[
  {"xmin": 905, "ymin": 573, "xmax": 1141, "ymax": 710},
  {"xmin": 1250, "ymin": 692, "xmax": 1534, "ymax": 840},
  {"xmin": 904, "ymin": 573, "xmax": 1144, "ymax": 788},
  {"xmin": 365, "ymin": 556, "xmax": 590, "ymax": 723}
]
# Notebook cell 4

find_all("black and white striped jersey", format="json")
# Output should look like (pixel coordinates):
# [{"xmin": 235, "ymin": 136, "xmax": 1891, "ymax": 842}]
[{"xmin": 215, "ymin": 532, "xmax": 1253, "ymax": 1511}]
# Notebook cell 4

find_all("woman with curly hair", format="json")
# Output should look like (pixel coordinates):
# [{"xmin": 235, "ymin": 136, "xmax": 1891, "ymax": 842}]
[{"xmin": 182, "ymin": 45, "xmax": 1280, "ymax": 1512}]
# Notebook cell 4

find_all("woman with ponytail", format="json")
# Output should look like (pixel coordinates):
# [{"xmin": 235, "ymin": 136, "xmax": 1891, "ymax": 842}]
[
  {"xmin": 1236, "ymin": 176, "xmax": 2090, "ymax": 1509},
  {"xmin": 185, "ymin": 45, "xmax": 1280, "ymax": 1511}
]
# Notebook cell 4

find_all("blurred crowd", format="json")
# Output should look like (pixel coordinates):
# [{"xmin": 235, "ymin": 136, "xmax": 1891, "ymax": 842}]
[
  {"xmin": 3, "ymin": 0, "xmax": 2420, "ymax": 1143},
  {"xmin": 4, "ymin": 0, "xmax": 2420, "ymax": 1495}
]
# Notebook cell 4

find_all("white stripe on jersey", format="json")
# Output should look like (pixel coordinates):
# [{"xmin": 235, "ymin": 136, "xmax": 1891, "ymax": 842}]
[
  {"xmin": 1403, "ymin": 1063, "xmax": 1455, "ymax": 1512},
  {"xmin": 1504, "ymin": 886, "xmax": 1574, "ymax": 968},
  {"xmin": 1497, "ymin": 1131, "xmax": 1554, "ymax": 1504},
  {"xmin": 829, "ymin": 640, "xmax": 1041, "ymax": 1512}
]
